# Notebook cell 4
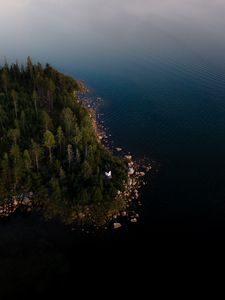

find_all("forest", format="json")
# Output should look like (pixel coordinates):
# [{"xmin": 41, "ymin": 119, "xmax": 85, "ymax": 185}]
[{"xmin": 0, "ymin": 58, "xmax": 127, "ymax": 224}]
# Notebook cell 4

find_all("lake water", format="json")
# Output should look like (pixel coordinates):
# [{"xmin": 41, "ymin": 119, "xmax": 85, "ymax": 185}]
[{"xmin": 1, "ymin": 0, "xmax": 225, "ymax": 293}]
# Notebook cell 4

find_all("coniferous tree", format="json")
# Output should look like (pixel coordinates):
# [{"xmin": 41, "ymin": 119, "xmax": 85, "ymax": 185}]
[
  {"xmin": 0, "ymin": 59, "xmax": 127, "ymax": 224},
  {"xmin": 44, "ymin": 130, "xmax": 56, "ymax": 163}
]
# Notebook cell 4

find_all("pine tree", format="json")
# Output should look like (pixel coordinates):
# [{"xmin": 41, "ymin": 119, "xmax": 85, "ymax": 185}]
[
  {"xmin": 44, "ymin": 130, "xmax": 56, "ymax": 162},
  {"xmin": 0, "ymin": 104, "xmax": 6, "ymax": 130},
  {"xmin": 11, "ymin": 90, "xmax": 18, "ymax": 118},
  {"xmin": 1, "ymin": 153, "xmax": 10, "ymax": 185},
  {"xmin": 67, "ymin": 144, "xmax": 74, "ymax": 168},
  {"xmin": 32, "ymin": 90, "xmax": 38, "ymax": 116},
  {"xmin": 31, "ymin": 140, "xmax": 41, "ymax": 171},
  {"xmin": 23, "ymin": 149, "xmax": 32, "ymax": 171},
  {"xmin": 8, "ymin": 128, "xmax": 20, "ymax": 145},
  {"xmin": 57, "ymin": 126, "xmax": 64, "ymax": 154},
  {"xmin": 42, "ymin": 111, "xmax": 53, "ymax": 131}
]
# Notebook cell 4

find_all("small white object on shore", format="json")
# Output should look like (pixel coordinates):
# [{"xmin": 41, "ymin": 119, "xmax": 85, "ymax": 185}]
[
  {"xmin": 113, "ymin": 223, "xmax": 122, "ymax": 229},
  {"xmin": 116, "ymin": 147, "xmax": 122, "ymax": 152},
  {"xmin": 105, "ymin": 170, "xmax": 112, "ymax": 179}
]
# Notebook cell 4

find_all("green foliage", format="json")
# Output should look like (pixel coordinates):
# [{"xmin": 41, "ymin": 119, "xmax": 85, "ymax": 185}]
[
  {"xmin": 0, "ymin": 58, "xmax": 127, "ymax": 223},
  {"xmin": 43, "ymin": 130, "xmax": 56, "ymax": 162}
]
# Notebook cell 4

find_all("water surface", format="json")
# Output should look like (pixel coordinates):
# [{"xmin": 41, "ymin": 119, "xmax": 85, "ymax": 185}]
[{"xmin": 1, "ymin": 0, "xmax": 225, "ymax": 291}]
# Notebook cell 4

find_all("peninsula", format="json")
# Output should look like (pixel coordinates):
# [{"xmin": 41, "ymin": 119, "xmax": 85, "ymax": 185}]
[{"xmin": 0, "ymin": 58, "xmax": 147, "ymax": 226}]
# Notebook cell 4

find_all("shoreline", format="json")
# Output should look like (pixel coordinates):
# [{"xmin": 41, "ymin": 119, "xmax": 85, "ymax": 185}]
[
  {"xmin": 0, "ymin": 89, "xmax": 153, "ymax": 231},
  {"xmin": 78, "ymin": 91, "xmax": 152, "ymax": 229}
]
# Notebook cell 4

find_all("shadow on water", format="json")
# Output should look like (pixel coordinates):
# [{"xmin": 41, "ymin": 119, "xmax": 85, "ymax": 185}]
[{"xmin": 1, "ymin": 174, "xmax": 225, "ymax": 296}]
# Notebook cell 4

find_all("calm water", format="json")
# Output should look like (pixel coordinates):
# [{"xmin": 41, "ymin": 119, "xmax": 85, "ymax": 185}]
[{"xmin": 1, "ymin": 0, "xmax": 225, "ymax": 292}]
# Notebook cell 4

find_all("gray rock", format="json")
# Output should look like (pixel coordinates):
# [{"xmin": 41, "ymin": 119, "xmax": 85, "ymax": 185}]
[
  {"xmin": 128, "ymin": 168, "xmax": 135, "ymax": 175},
  {"xmin": 125, "ymin": 155, "xmax": 132, "ymax": 160},
  {"xmin": 22, "ymin": 197, "xmax": 31, "ymax": 205},
  {"xmin": 113, "ymin": 222, "xmax": 122, "ymax": 229},
  {"xmin": 130, "ymin": 218, "xmax": 138, "ymax": 223},
  {"xmin": 13, "ymin": 199, "xmax": 18, "ymax": 206}
]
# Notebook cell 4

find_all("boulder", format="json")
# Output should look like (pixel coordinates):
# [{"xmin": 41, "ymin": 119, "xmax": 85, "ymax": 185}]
[
  {"xmin": 130, "ymin": 218, "xmax": 138, "ymax": 223},
  {"xmin": 22, "ymin": 197, "xmax": 30, "ymax": 205},
  {"xmin": 125, "ymin": 155, "xmax": 132, "ymax": 160},
  {"xmin": 113, "ymin": 222, "xmax": 122, "ymax": 229},
  {"xmin": 13, "ymin": 199, "xmax": 18, "ymax": 206},
  {"xmin": 128, "ymin": 168, "xmax": 135, "ymax": 175},
  {"xmin": 78, "ymin": 212, "xmax": 85, "ymax": 218},
  {"xmin": 128, "ymin": 178, "xmax": 133, "ymax": 186}
]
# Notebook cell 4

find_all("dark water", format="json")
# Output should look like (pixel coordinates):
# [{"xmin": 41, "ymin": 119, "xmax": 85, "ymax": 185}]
[{"xmin": 1, "ymin": 0, "xmax": 225, "ymax": 293}]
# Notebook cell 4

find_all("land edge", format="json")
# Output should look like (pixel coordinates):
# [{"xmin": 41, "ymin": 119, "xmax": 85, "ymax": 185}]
[{"xmin": 0, "ymin": 85, "xmax": 152, "ymax": 230}]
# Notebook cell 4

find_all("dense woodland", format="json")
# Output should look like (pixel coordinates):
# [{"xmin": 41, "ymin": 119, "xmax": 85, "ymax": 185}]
[{"xmin": 0, "ymin": 58, "xmax": 127, "ymax": 223}]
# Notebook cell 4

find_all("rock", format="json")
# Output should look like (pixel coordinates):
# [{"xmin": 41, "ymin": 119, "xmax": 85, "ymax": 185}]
[
  {"xmin": 128, "ymin": 178, "xmax": 133, "ymax": 186},
  {"xmin": 78, "ymin": 212, "xmax": 85, "ymax": 218},
  {"xmin": 116, "ymin": 147, "xmax": 122, "ymax": 152},
  {"xmin": 128, "ymin": 168, "xmax": 135, "ymax": 175},
  {"xmin": 113, "ymin": 222, "xmax": 122, "ymax": 229},
  {"xmin": 22, "ymin": 197, "xmax": 31, "ymax": 205},
  {"xmin": 121, "ymin": 211, "xmax": 127, "ymax": 217},
  {"xmin": 125, "ymin": 155, "xmax": 132, "ymax": 160},
  {"xmin": 131, "ymin": 218, "xmax": 138, "ymax": 223},
  {"xmin": 13, "ymin": 199, "xmax": 18, "ymax": 206},
  {"xmin": 139, "ymin": 172, "xmax": 145, "ymax": 176}
]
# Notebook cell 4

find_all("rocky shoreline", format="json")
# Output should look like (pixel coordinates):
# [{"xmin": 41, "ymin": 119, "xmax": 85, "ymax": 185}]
[
  {"xmin": 0, "ymin": 192, "xmax": 34, "ymax": 218},
  {"xmin": 78, "ymin": 92, "xmax": 153, "ymax": 230},
  {"xmin": 0, "ymin": 92, "xmax": 153, "ymax": 230}
]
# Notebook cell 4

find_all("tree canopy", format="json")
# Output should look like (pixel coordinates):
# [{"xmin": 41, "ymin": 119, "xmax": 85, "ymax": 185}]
[{"xmin": 0, "ymin": 58, "xmax": 127, "ymax": 224}]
